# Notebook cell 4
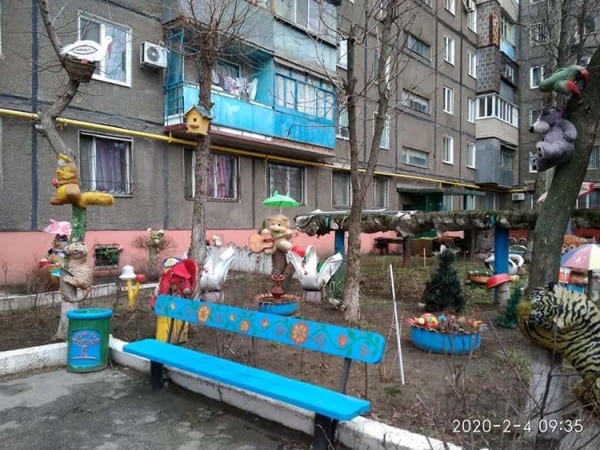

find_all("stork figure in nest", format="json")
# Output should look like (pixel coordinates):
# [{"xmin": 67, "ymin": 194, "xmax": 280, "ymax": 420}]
[{"xmin": 60, "ymin": 36, "xmax": 112, "ymax": 64}]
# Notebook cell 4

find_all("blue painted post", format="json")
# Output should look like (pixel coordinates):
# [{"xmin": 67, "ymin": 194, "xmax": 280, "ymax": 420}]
[
  {"xmin": 334, "ymin": 229, "xmax": 345, "ymax": 259},
  {"xmin": 494, "ymin": 226, "xmax": 509, "ymax": 274}
]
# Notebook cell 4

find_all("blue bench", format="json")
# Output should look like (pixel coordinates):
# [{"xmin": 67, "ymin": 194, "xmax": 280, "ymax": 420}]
[{"xmin": 123, "ymin": 294, "xmax": 386, "ymax": 449}]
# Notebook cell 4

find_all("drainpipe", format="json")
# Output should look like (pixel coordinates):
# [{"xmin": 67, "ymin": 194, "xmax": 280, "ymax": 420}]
[{"xmin": 31, "ymin": 1, "xmax": 39, "ymax": 231}]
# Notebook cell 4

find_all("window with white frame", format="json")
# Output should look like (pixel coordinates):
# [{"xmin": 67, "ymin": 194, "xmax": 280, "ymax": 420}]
[
  {"xmin": 278, "ymin": 0, "xmax": 336, "ymax": 40},
  {"xmin": 443, "ymin": 36, "xmax": 455, "ymax": 65},
  {"xmin": 467, "ymin": 143, "xmax": 476, "ymax": 168},
  {"xmin": 337, "ymin": 39, "xmax": 348, "ymax": 69},
  {"xmin": 468, "ymin": 97, "xmax": 476, "ymax": 122},
  {"xmin": 443, "ymin": 195, "xmax": 454, "ymax": 211},
  {"xmin": 530, "ymin": 108, "xmax": 541, "ymax": 126},
  {"xmin": 529, "ymin": 151, "xmax": 538, "ymax": 173},
  {"xmin": 333, "ymin": 171, "xmax": 351, "ymax": 207},
  {"xmin": 443, "ymin": 86, "xmax": 454, "ymax": 114},
  {"xmin": 337, "ymin": 107, "xmax": 349, "ymax": 139},
  {"xmin": 588, "ymin": 145, "xmax": 600, "ymax": 169},
  {"xmin": 405, "ymin": 33, "xmax": 431, "ymax": 60},
  {"xmin": 501, "ymin": 16, "xmax": 516, "ymax": 46},
  {"xmin": 465, "ymin": 194, "xmax": 476, "ymax": 210},
  {"xmin": 530, "ymin": 65, "xmax": 544, "ymax": 88},
  {"xmin": 401, "ymin": 90, "xmax": 430, "ymax": 114},
  {"xmin": 275, "ymin": 68, "xmax": 335, "ymax": 120},
  {"xmin": 374, "ymin": 113, "xmax": 390, "ymax": 149},
  {"xmin": 467, "ymin": 51, "xmax": 477, "ymax": 78},
  {"xmin": 402, "ymin": 146, "xmax": 429, "ymax": 168},
  {"xmin": 79, "ymin": 133, "xmax": 132, "ymax": 194},
  {"xmin": 476, "ymin": 94, "xmax": 518, "ymax": 126},
  {"xmin": 467, "ymin": 7, "xmax": 477, "ymax": 32},
  {"xmin": 184, "ymin": 151, "xmax": 239, "ymax": 200},
  {"xmin": 530, "ymin": 23, "xmax": 548, "ymax": 46},
  {"xmin": 79, "ymin": 15, "xmax": 131, "ymax": 86},
  {"xmin": 373, "ymin": 177, "xmax": 388, "ymax": 209},
  {"xmin": 442, "ymin": 135, "xmax": 454, "ymax": 164},
  {"xmin": 268, "ymin": 162, "xmax": 304, "ymax": 203},
  {"xmin": 444, "ymin": 0, "xmax": 455, "ymax": 14}
]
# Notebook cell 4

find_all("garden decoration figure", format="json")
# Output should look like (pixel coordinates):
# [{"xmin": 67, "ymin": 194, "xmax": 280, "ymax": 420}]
[
  {"xmin": 484, "ymin": 253, "xmax": 524, "ymax": 276},
  {"xmin": 198, "ymin": 242, "xmax": 236, "ymax": 303},
  {"xmin": 539, "ymin": 64, "xmax": 589, "ymax": 96},
  {"xmin": 529, "ymin": 107, "xmax": 577, "ymax": 172},
  {"xmin": 61, "ymin": 241, "xmax": 93, "ymax": 303},
  {"xmin": 517, "ymin": 283, "xmax": 600, "ymax": 414},
  {"xmin": 152, "ymin": 258, "xmax": 198, "ymax": 343},
  {"xmin": 286, "ymin": 245, "xmax": 343, "ymax": 302},
  {"xmin": 254, "ymin": 274, "xmax": 301, "ymax": 316},
  {"xmin": 119, "ymin": 265, "xmax": 147, "ymax": 311},
  {"xmin": 258, "ymin": 214, "xmax": 295, "ymax": 255}
]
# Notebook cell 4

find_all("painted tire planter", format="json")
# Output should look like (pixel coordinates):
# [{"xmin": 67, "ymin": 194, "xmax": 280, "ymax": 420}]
[
  {"xmin": 257, "ymin": 300, "xmax": 299, "ymax": 316},
  {"xmin": 410, "ymin": 326, "xmax": 481, "ymax": 355}
]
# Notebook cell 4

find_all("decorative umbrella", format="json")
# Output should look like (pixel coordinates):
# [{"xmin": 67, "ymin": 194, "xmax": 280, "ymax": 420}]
[
  {"xmin": 43, "ymin": 219, "xmax": 72, "ymax": 238},
  {"xmin": 263, "ymin": 190, "xmax": 299, "ymax": 213},
  {"xmin": 560, "ymin": 243, "xmax": 600, "ymax": 272}
]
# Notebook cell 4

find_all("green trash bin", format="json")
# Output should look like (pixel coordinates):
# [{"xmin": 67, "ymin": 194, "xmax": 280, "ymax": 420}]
[{"xmin": 66, "ymin": 308, "xmax": 113, "ymax": 372}]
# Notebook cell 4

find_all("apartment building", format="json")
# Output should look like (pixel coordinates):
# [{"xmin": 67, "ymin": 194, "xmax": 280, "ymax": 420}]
[{"xmin": 0, "ymin": 0, "xmax": 497, "ymax": 283}]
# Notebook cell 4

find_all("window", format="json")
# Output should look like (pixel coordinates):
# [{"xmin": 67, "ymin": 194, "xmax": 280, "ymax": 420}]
[
  {"xmin": 443, "ymin": 195, "xmax": 454, "ymax": 211},
  {"xmin": 468, "ymin": 98, "xmax": 476, "ymax": 122},
  {"xmin": 443, "ymin": 86, "xmax": 454, "ymax": 114},
  {"xmin": 79, "ymin": 133, "xmax": 132, "ymax": 194},
  {"xmin": 211, "ymin": 60, "xmax": 241, "ymax": 94},
  {"xmin": 501, "ymin": 61, "xmax": 516, "ymax": 84},
  {"xmin": 588, "ymin": 145, "xmax": 600, "ymax": 169},
  {"xmin": 401, "ymin": 90, "xmax": 430, "ymax": 114},
  {"xmin": 337, "ymin": 39, "xmax": 348, "ymax": 69},
  {"xmin": 467, "ymin": 143, "xmax": 476, "ymax": 168},
  {"xmin": 93, "ymin": 244, "xmax": 120, "ymax": 269},
  {"xmin": 275, "ymin": 68, "xmax": 335, "ymax": 120},
  {"xmin": 444, "ymin": 0, "xmax": 455, "ymax": 14},
  {"xmin": 374, "ymin": 113, "xmax": 390, "ymax": 149},
  {"xmin": 476, "ymin": 94, "xmax": 518, "ymax": 126},
  {"xmin": 467, "ymin": 51, "xmax": 477, "ymax": 78},
  {"xmin": 402, "ymin": 147, "xmax": 429, "ymax": 168},
  {"xmin": 442, "ymin": 135, "xmax": 454, "ymax": 164},
  {"xmin": 333, "ymin": 171, "xmax": 351, "ymax": 207},
  {"xmin": 373, "ymin": 177, "xmax": 388, "ymax": 209},
  {"xmin": 529, "ymin": 151, "xmax": 538, "ymax": 173},
  {"xmin": 530, "ymin": 23, "xmax": 548, "ymax": 46},
  {"xmin": 530, "ymin": 65, "xmax": 544, "ymax": 88},
  {"xmin": 501, "ymin": 16, "xmax": 516, "ymax": 46},
  {"xmin": 465, "ymin": 195, "xmax": 476, "ymax": 211},
  {"xmin": 337, "ymin": 107, "xmax": 349, "ymax": 139},
  {"xmin": 184, "ymin": 151, "xmax": 239, "ymax": 200},
  {"xmin": 405, "ymin": 33, "xmax": 431, "ymax": 60},
  {"xmin": 79, "ymin": 15, "xmax": 131, "ymax": 86},
  {"xmin": 529, "ymin": 108, "xmax": 541, "ymax": 126},
  {"xmin": 278, "ymin": 0, "xmax": 336, "ymax": 40},
  {"xmin": 268, "ymin": 163, "xmax": 304, "ymax": 203},
  {"xmin": 467, "ymin": 7, "xmax": 477, "ymax": 32},
  {"xmin": 443, "ymin": 36, "xmax": 455, "ymax": 65},
  {"xmin": 501, "ymin": 148, "xmax": 513, "ymax": 169}
]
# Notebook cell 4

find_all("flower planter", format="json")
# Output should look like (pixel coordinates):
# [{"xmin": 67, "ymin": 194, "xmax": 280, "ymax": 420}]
[
  {"xmin": 257, "ymin": 300, "xmax": 298, "ymax": 316},
  {"xmin": 410, "ymin": 326, "xmax": 481, "ymax": 355}
]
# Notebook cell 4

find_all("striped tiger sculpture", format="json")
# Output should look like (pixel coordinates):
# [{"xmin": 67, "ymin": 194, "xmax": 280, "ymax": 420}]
[{"xmin": 517, "ymin": 283, "xmax": 600, "ymax": 414}]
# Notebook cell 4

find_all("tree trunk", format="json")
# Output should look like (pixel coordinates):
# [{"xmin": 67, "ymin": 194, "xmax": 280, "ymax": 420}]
[
  {"xmin": 343, "ymin": 201, "xmax": 364, "ymax": 323},
  {"xmin": 189, "ymin": 134, "xmax": 209, "ymax": 297}
]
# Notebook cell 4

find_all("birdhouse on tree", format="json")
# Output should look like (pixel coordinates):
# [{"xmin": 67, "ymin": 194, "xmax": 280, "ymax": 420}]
[{"xmin": 184, "ymin": 105, "xmax": 211, "ymax": 135}]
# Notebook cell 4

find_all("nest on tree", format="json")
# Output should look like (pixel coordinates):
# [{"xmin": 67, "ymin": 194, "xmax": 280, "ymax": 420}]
[{"xmin": 62, "ymin": 55, "xmax": 97, "ymax": 82}]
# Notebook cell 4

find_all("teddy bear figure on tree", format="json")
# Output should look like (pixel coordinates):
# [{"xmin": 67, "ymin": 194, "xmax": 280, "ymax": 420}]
[{"xmin": 529, "ymin": 107, "xmax": 577, "ymax": 172}]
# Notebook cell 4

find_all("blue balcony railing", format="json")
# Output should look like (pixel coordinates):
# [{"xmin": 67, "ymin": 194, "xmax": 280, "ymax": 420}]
[{"xmin": 165, "ymin": 83, "xmax": 336, "ymax": 149}]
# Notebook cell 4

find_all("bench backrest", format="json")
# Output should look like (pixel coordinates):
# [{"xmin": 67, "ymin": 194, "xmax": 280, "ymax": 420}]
[{"xmin": 155, "ymin": 294, "xmax": 385, "ymax": 364}]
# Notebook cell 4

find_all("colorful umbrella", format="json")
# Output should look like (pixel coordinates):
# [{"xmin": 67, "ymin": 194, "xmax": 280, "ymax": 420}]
[
  {"xmin": 263, "ymin": 191, "xmax": 299, "ymax": 212},
  {"xmin": 43, "ymin": 219, "xmax": 72, "ymax": 238},
  {"xmin": 560, "ymin": 243, "xmax": 600, "ymax": 272}
]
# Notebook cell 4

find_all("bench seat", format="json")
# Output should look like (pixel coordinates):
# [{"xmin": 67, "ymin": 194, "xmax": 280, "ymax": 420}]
[{"xmin": 124, "ymin": 338, "xmax": 370, "ymax": 421}]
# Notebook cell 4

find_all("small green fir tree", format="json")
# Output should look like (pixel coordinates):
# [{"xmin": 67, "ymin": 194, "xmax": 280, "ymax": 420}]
[
  {"xmin": 423, "ymin": 250, "xmax": 465, "ymax": 313},
  {"xmin": 495, "ymin": 283, "xmax": 522, "ymax": 329}
]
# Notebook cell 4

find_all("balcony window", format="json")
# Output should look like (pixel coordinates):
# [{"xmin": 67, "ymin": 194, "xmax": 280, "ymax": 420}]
[
  {"xmin": 277, "ymin": 0, "xmax": 336, "ymax": 40},
  {"xmin": 79, "ymin": 15, "xmax": 131, "ymax": 86},
  {"xmin": 402, "ymin": 146, "xmax": 429, "ymax": 168},
  {"xmin": 184, "ymin": 150, "xmax": 239, "ymax": 200},
  {"xmin": 268, "ymin": 162, "xmax": 304, "ymax": 204},
  {"xmin": 79, "ymin": 133, "xmax": 132, "ymax": 194},
  {"xmin": 501, "ymin": 147, "xmax": 513, "ymax": 169},
  {"xmin": 275, "ymin": 70, "xmax": 335, "ymax": 120},
  {"xmin": 333, "ymin": 171, "xmax": 351, "ymax": 207},
  {"xmin": 476, "ymin": 94, "xmax": 518, "ymax": 126},
  {"xmin": 443, "ymin": 135, "xmax": 454, "ymax": 164},
  {"xmin": 405, "ymin": 33, "xmax": 431, "ymax": 60},
  {"xmin": 401, "ymin": 90, "xmax": 430, "ymax": 114}
]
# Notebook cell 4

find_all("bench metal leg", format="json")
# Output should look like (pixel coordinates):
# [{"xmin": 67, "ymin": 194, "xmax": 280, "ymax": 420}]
[
  {"xmin": 313, "ymin": 414, "xmax": 336, "ymax": 450},
  {"xmin": 150, "ymin": 361, "xmax": 164, "ymax": 390}
]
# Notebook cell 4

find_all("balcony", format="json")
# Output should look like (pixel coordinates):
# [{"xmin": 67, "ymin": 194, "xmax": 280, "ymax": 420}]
[{"xmin": 165, "ymin": 82, "xmax": 336, "ymax": 150}]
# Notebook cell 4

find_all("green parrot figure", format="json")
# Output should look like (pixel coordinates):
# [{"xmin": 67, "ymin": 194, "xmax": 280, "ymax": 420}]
[{"xmin": 539, "ymin": 65, "xmax": 589, "ymax": 95}]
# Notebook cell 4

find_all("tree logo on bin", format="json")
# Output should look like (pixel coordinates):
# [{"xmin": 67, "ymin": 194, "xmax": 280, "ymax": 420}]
[{"xmin": 71, "ymin": 330, "xmax": 100, "ymax": 360}]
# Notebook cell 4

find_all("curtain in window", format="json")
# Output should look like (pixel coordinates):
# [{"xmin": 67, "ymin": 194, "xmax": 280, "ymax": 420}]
[
  {"xmin": 96, "ymin": 139, "xmax": 125, "ymax": 192},
  {"xmin": 209, "ymin": 153, "xmax": 235, "ymax": 199},
  {"xmin": 106, "ymin": 26, "xmax": 126, "ymax": 82}
]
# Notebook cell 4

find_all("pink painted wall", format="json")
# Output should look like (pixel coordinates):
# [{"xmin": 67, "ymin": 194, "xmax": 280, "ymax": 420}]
[{"xmin": 0, "ymin": 229, "xmax": 399, "ymax": 285}]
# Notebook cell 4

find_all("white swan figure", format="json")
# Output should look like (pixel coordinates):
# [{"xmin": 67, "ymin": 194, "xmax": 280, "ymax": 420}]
[
  {"xmin": 199, "ymin": 246, "xmax": 236, "ymax": 292},
  {"xmin": 484, "ymin": 253, "xmax": 525, "ymax": 276},
  {"xmin": 287, "ymin": 245, "xmax": 343, "ymax": 291},
  {"xmin": 60, "ymin": 36, "xmax": 112, "ymax": 62}
]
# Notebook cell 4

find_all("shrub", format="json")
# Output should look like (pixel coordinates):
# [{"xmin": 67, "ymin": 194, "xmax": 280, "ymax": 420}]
[{"xmin": 422, "ymin": 250, "xmax": 465, "ymax": 313}]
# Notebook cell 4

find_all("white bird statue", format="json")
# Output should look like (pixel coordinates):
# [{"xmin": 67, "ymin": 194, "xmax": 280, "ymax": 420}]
[
  {"xmin": 60, "ymin": 36, "xmax": 112, "ymax": 63},
  {"xmin": 287, "ymin": 245, "xmax": 343, "ymax": 291},
  {"xmin": 198, "ymin": 246, "xmax": 236, "ymax": 292},
  {"xmin": 484, "ymin": 253, "xmax": 525, "ymax": 276}
]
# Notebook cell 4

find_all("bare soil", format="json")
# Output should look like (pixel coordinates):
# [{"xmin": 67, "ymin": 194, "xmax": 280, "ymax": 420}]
[{"xmin": 0, "ymin": 255, "xmax": 576, "ymax": 449}]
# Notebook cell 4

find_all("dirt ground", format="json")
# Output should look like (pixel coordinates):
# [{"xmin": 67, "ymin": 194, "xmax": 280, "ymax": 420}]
[{"xmin": 0, "ymin": 255, "xmax": 596, "ymax": 449}]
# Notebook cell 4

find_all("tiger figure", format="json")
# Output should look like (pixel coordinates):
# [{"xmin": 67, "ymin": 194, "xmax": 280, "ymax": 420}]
[{"xmin": 517, "ymin": 283, "xmax": 600, "ymax": 414}]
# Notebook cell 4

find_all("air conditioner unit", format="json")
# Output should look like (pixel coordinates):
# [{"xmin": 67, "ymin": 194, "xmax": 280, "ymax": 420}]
[
  {"xmin": 140, "ymin": 42, "xmax": 167, "ymax": 69},
  {"xmin": 512, "ymin": 193, "xmax": 526, "ymax": 201}
]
